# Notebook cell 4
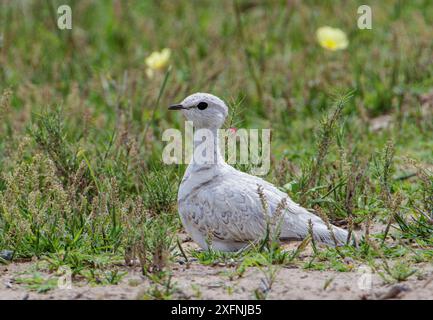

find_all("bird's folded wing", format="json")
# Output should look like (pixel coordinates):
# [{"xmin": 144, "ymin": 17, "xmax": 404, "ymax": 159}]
[{"xmin": 183, "ymin": 180, "xmax": 268, "ymax": 243}]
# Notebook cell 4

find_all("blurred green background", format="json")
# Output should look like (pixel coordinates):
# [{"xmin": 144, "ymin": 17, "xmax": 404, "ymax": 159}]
[{"xmin": 1, "ymin": 0, "xmax": 432, "ymax": 162}]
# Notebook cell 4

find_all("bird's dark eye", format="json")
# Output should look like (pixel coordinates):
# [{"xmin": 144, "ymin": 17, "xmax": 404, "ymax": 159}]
[{"xmin": 197, "ymin": 102, "xmax": 208, "ymax": 110}]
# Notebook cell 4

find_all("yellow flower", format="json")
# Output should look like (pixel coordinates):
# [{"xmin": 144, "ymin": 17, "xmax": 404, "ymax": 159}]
[
  {"xmin": 316, "ymin": 26, "xmax": 348, "ymax": 51},
  {"xmin": 145, "ymin": 48, "xmax": 171, "ymax": 78}
]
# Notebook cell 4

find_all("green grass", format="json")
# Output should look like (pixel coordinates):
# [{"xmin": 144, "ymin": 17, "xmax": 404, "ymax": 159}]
[{"xmin": 0, "ymin": 0, "xmax": 433, "ymax": 298}]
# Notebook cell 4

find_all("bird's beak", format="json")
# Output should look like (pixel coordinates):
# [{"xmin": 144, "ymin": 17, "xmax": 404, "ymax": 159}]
[{"xmin": 168, "ymin": 104, "xmax": 185, "ymax": 110}]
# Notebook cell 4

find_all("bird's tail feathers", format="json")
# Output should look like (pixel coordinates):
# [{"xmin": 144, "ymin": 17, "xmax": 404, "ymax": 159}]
[{"xmin": 311, "ymin": 223, "xmax": 349, "ymax": 246}]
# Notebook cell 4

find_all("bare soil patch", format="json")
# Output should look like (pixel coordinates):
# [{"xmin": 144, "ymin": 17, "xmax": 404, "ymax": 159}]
[{"xmin": 1, "ymin": 240, "xmax": 432, "ymax": 300}]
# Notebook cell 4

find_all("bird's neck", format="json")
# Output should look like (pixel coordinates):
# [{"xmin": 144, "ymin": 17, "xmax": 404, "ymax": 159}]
[{"xmin": 189, "ymin": 126, "xmax": 225, "ymax": 169}]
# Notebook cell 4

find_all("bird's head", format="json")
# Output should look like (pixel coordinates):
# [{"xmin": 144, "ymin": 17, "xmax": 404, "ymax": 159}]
[{"xmin": 169, "ymin": 93, "xmax": 228, "ymax": 129}]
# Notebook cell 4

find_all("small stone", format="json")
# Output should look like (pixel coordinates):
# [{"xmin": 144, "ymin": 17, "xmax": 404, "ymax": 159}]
[
  {"xmin": 343, "ymin": 257, "xmax": 354, "ymax": 264},
  {"xmin": 0, "ymin": 250, "xmax": 13, "ymax": 261},
  {"xmin": 380, "ymin": 284, "xmax": 410, "ymax": 300},
  {"xmin": 74, "ymin": 293, "xmax": 83, "ymax": 299}
]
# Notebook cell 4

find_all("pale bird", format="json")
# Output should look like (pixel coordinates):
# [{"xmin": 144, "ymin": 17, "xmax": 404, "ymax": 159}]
[{"xmin": 169, "ymin": 93, "xmax": 349, "ymax": 252}]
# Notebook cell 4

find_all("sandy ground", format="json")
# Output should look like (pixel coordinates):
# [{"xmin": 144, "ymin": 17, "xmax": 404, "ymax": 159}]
[
  {"xmin": 1, "ymin": 238, "xmax": 433, "ymax": 300},
  {"xmin": 1, "ymin": 260, "xmax": 433, "ymax": 300}
]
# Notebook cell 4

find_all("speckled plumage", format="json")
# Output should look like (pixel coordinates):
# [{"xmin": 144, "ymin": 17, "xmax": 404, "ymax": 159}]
[{"xmin": 170, "ymin": 93, "xmax": 349, "ymax": 251}]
